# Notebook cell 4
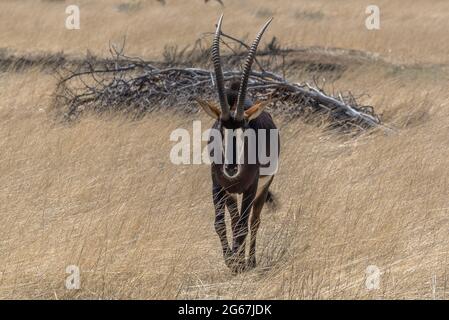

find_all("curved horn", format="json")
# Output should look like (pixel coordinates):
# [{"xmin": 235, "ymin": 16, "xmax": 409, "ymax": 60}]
[
  {"xmin": 211, "ymin": 14, "xmax": 230, "ymax": 120},
  {"xmin": 235, "ymin": 18, "xmax": 273, "ymax": 121}
]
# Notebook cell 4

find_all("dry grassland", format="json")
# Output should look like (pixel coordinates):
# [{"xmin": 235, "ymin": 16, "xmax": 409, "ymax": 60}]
[{"xmin": 0, "ymin": 0, "xmax": 448, "ymax": 299}]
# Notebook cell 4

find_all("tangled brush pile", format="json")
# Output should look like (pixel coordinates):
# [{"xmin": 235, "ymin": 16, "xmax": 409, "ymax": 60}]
[{"xmin": 54, "ymin": 34, "xmax": 383, "ymax": 132}]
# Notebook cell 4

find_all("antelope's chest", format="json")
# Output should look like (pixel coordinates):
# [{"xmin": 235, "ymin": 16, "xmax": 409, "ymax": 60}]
[{"xmin": 225, "ymin": 175, "xmax": 273, "ymax": 202}]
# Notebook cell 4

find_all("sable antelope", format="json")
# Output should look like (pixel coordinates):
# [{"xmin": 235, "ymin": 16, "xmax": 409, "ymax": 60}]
[{"xmin": 196, "ymin": 15, "xmax": 280, "ymax": 272}]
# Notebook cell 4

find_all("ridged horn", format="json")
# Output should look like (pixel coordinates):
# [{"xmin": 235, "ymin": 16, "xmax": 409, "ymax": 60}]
[
  {"xmin": 211, "ymin": 14, "xmax": 230, "ymax": 121},
  {"xmin": 235, "ymin": 18, "xmax": 273, "ymax": 121}
]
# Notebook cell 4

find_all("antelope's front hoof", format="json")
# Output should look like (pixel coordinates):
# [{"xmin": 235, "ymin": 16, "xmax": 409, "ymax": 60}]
[
  {"xmin": 230, "ymin": 262, "xmax": 247, "ymax": 274},
  {"xmin": 226, "ymin": 256, "xmax": 247, "ymax": 274},
  {"xmin": 223, "ymin": 248, "xmax": 232, "ymax": 260},
  {"xmin": 224, "ymin": 253, "xmax": 234, "ymax": 269},
  {"xmin": 246, "ymin": 257, "xmax": 256, "ymax": 270}
]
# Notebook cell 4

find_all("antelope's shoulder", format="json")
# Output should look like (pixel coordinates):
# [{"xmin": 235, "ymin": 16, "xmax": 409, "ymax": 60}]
[{"xmin": 249, "ymin": 111, "xmax": 277, "ymax": 130}]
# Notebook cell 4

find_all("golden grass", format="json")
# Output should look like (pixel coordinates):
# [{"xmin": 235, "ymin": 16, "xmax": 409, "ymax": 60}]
[
  {"xmin": 0, "ymin": 0, "xmax": 448, "ymax": 299},
  {"xmin": 2, "ymin": 0, "xmax": 449, "ymax": 64}
]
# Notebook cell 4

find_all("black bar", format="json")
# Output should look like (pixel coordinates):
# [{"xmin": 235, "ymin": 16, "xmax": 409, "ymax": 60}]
[{"xmin": 0, "ymin": 300, "xmax": 445, "ymax": 318}]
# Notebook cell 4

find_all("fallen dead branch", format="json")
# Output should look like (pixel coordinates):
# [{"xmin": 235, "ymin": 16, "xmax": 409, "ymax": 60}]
[{"xmin": 54, "ymin": 35, "xmax": 385, "ymax": 132}]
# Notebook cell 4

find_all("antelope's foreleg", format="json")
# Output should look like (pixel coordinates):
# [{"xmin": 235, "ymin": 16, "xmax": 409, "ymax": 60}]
[
  {"xmin": 231, "ymin": 184, "xmax": 257, "ymax": 271},
  {"xmin": 248, "ymin": 178, "xmax": 273, "ymax": 269},
  {"xmin": 225, "ymin": 194, "xmax": 240, "ymax": 235},
  {"xmin": 212, "ymin": 185, "xmax": 231, "ymax": 260},
  {"xmin": 225, "ymin": 195, "xmax": 239, "ymax": 268}
]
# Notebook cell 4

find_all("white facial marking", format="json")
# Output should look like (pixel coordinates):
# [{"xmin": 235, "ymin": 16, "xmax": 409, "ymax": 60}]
[{"xmin": 223, "ymin": 128, "xmax": 244, "ymax": 178}]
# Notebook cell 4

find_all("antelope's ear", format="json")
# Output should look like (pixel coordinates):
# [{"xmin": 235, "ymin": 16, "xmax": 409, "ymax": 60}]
[
  {"xmin": 195, "ymin": 98, "xmax": 221, "ymax": 119},
  {"xmin": 244, "ymin": 101, "xmax": 267, "ymax": 121}
]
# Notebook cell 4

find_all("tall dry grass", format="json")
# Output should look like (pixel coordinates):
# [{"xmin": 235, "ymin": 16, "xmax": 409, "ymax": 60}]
[
  {"xmin": 2, "ymin": 0, "xmax": 449, "ymax": 64},
  {"xmin": 0, "ymin": 0, "xmax": 448, "ymax": 299}
]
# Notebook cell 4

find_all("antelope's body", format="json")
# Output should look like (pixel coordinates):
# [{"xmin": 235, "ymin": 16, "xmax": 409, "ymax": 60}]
[{"xmin": 196, "ymin": 15, "xmax": 280, "ymax": 272}]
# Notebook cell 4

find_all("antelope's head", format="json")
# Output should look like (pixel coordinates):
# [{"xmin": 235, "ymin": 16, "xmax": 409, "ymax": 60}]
[{"xmin": 196, "ymin": 15, "xmax": 273, "ymax": 179}]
